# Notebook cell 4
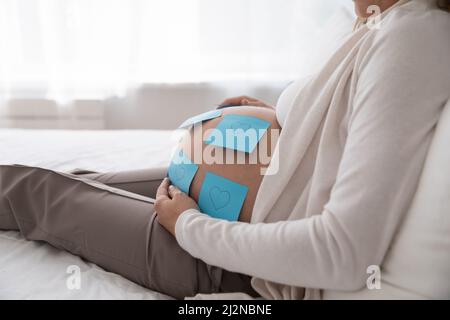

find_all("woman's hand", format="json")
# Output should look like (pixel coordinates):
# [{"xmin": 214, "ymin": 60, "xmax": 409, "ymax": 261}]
[
  {"xmin": 218, "ymin": 95, "xmax": 274, "ymax": 109},
  {"xmin": 155, "ymin": 178, "xmax": 199, "ymax": 237}
]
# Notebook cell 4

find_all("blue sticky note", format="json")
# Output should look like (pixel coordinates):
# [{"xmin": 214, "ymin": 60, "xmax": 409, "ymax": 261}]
[
  {"xmin": 178, "ymin": 109, "xmax": 223, "ymax": 129},
  {"xmin": 198, "ymin": 172, "xmax": 248, "ymax": 221},
  {"xmin": 167, "ymin": 150, "xmax": 198, "ymax": 194},
  {"xmin": 204, "ymin": 114, "xmax": 271, "ymax": 153}
]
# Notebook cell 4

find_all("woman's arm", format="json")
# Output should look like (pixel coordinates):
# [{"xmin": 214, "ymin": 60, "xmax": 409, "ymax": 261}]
[{"xmin": 172, "ymin": 19, "xmax": 450, "ymax": 291}]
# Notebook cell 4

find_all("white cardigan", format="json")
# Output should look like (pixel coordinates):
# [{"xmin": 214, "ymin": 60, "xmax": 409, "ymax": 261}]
[{"xmin": 175, "ymin": 0, "xmax": 450, "ymax": 299}]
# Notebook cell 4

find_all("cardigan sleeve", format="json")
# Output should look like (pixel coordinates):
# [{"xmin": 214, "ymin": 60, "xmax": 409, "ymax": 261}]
[{"xmin": 175, "ymin": 19, "xmax": 449, "ymax": 290}]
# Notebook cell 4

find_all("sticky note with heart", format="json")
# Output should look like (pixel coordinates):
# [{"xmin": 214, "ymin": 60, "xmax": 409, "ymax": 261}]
[
  {"xmin": 204, "ymin": 114, "xmax": 271, "ymax": 153},
  {"xmin": 178, "ymin": 109, "xmax": 223, "ymax": 129},
  {"xmin": 167, "ymin": 150, "xmax": 199, "ymax": 194},
  {"xmin": 198, "ymin": 172, "xmax": 248, "ymax": 221}
]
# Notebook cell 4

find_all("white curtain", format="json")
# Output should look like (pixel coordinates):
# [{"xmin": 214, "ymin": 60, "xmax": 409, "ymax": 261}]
[{"xmin": 0, "ymin": 0, "xmax": 354, "ymax": 102}]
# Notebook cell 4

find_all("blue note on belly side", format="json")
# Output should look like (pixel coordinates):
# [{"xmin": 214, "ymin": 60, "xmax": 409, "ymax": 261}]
[{"xmin": 167, "ymin": 150, "xmax": 198, "ymax": 194}]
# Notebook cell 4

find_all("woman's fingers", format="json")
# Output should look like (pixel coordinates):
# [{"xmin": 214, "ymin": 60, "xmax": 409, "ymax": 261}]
[
  {"xmin": 241, "ymin": 98, "xmax": 261, "ymax": 105},
  {"xmin": 168, "ymin": 185, "xmax": 183, "ymax": 198},
  {"xmin": 156, "ymin": 177, "xmax": 170, "ymax": 200},
  {"xmin": 218, "ymin": 96, "xmax": 273, "ymax": 109},
  {"xmin": 244, "ymin": 99, "xmax": 274, "ymax": 109},
  {"xmin": 218, "ymin": 96, "xmax": 242, "ymax": 107},
  {"xmin": 155, "ymin": 180, "xmax": 198, "ymax": 236},
  {"xmin": 218, "ymin": 95, "xmax": 253, "ymax": 108},
  {"xmin": 155, "ymin": 178, "xmax": 170, "ymax": 215}
]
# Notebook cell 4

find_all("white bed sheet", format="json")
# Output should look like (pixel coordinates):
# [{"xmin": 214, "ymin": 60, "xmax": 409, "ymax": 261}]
[{"xmin": 0, "ymin": 129, "xmax": 178, "ymax": 299}]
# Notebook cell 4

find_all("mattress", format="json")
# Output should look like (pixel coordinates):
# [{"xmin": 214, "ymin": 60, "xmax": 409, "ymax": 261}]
[{"xmin": 0, "ymin": 129, "xmax": 178, "ymax": 299}]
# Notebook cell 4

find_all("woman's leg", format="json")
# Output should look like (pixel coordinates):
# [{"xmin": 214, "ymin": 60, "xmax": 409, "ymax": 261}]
[
  {"xmin": 0, "ymin": 164, "xmax": 257, "ymax": 299},
  {"xmin": 69, "ymin": 167, "xmax": 167, "ymax": 198}
]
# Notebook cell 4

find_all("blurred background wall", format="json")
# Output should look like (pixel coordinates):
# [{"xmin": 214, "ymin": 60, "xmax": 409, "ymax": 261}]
[{"xmin": 0, "ymin": 0, "xmax": 354, "ymax": 130}]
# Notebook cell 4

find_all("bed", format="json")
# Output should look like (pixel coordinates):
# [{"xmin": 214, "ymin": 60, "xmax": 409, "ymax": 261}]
[{"xmin": 0, "ymin": 129, "xmax": 177, "ymax": 299}]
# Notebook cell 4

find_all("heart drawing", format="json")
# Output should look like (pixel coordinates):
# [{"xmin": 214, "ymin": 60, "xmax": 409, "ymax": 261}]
[{"xmin": 209, "ymin": 186, "xmax": 231, "ymax": 210}]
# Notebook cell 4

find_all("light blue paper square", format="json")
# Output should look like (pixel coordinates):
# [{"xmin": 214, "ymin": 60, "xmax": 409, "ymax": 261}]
[
  {"xmin": 178, "ymin": 109, "xmax": 223, "ymax": 129},
  {"xmin": 198, "ymin": 172, "xmax": 248, "ymax": 222},
  {"xmin": 167, "ymin": 150, "xmax": 198, "ymax": 194},
  {"xmin": 204, "ymin": 114, "xmax": 271, "ymax": 153}
]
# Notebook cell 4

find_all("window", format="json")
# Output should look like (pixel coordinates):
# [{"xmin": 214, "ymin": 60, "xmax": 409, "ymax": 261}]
[{"xmin": 0, "ymin": 0, "xmax": 354, "ymax": 100}]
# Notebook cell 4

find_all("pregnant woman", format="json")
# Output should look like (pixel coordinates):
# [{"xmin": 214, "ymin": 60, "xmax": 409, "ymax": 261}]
[{"xmin": 1, "ymin": 0, "xmax": 449, "ymax": 299}]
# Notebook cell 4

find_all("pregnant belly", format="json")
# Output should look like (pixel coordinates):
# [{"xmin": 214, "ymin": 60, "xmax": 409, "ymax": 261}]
[{"xmin": 176, "ymin": 106, "xmax": 281, "ymax": 222}]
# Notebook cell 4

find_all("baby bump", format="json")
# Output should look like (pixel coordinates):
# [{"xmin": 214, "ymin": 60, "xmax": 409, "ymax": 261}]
[{"xmin": 171, "ymin": 106, "xmax": 281, "ymax": 222}]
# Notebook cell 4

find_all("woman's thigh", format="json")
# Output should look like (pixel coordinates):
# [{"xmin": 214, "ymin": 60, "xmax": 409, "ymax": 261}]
[
  {"xmin": 72, "ymin": 167, "xmax": 167, "ymax": 198},
  {"xmin": 0, "ymin": 165, "xmax": 256, "ymax": 298},
  {"xmin": 0, "ymin": 165, "xmax": 157, "ymax": 286}
]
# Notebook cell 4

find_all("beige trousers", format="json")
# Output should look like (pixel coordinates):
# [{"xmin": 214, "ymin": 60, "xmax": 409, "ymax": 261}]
[{"xmin": 0, "ymin": 164, "xmax": 257, "ymax": 299}]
